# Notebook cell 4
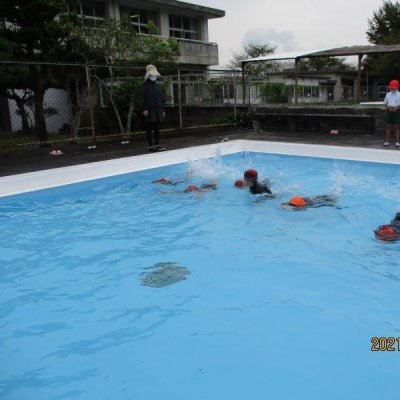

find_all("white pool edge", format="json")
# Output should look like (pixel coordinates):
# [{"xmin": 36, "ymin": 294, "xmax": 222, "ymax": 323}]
[{"xmin": 1, "ymin": 140, "xmax": 399, "ymax": 198}]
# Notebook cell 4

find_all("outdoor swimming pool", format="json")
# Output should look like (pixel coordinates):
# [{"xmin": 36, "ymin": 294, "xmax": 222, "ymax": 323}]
[{"xmin": 1, "ymin": 142, "xmax": 400, "ymax": 400}]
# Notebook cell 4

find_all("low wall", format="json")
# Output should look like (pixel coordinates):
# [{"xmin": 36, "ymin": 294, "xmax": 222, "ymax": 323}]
[
  {"xmin": 251, "ymin": 105, "xmax": 385, "ymax": 134},
  {"xmin": 164, "ymin": 104, "xmax": 385, "ymax": 134}
]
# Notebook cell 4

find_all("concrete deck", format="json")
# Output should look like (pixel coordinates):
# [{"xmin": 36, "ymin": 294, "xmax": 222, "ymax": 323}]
[{"xmin": 0, "ymin": 127, "xmax": 398, "ymax": 178}]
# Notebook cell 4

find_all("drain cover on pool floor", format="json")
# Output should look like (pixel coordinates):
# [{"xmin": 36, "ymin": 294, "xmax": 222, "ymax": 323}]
[{"xmin": 141, "ymin": 262, "xmax": 190, "ymax": 288}]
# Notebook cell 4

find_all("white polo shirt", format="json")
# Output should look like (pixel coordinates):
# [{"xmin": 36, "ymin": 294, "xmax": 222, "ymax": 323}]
[{"xmin": 384, "ymin": 90, "xmax": 400, "ymax": 107}]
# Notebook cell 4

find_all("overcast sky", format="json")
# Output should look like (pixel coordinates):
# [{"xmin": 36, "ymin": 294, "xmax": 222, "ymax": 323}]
[{"xmin": 192, "ymin": 0, "xmax": 385, "ymax": 66}]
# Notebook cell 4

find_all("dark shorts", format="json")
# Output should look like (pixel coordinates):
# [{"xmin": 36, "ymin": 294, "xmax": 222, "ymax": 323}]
[{"xmin": 385, "ymin": 110, "xmax": 400, "ymax": 125}]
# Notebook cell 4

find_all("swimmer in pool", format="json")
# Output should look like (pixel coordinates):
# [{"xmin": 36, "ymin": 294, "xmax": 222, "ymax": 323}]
[
  {"xmin": 160, "ymin": 181, "xmax": 217, "ymax": 195},
  {"xmin": 152, "ymin": 170, "xmax": 193, "ymax": 185},
  {"xmin": 152, "ymin": 177, "xmax": 186, "ymax": 185},
  {"xmin": 243, "ymin": 169, "xmax": 272, "ymax": 195},
  {"xmin": 183, "ymin": 183, "xmax": 217, "ymax": 193},
  {"xmin": 280, "ymin": 195, "xmax": 337, "ymax": 210},
  {"xmin": 391, "ymin": 212, "xmax": 400, "ymax": 227},
  {"xmin": 374, "ymin": 212, "xmax": 400, "ymax": 242}
]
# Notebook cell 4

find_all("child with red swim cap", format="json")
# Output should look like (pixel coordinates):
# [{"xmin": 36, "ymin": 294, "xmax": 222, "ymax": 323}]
[
  {"xmin": 243, "ymin": 169, "xmax": 272, "ymax": 195},
  {"xmin": 183, "ymin": 183, "xmax": 217, "ymax": 193},
  {"xmin": 152, "ymin": 170, "xmax": 193, "ymax": 185},
  {"xmin": 160, "ymin": 181, "xmax": 217, "ymax": 194}
]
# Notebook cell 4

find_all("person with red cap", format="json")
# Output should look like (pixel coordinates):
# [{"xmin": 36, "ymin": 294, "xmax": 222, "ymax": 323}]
[
  {"xmin": 374, "ymin": 212, "xmax": 400, "ymax": 242},
  {"xmin": 280, "ymin": 195, "xmax": 337, "ymax": 210},
  {"xmin": 152, "ymin": 177, "xmax": 188, "ymax": 185},
  {"xmin": 383, "ymin": 79, "xmax": 400, "ymax": 147},
  {"xmin": 243, "ymin": 169, "xmax": 272, "ymax": 195},
  {"xmin": 159, "ymin": 180, "xmax": 217, "ymax": 194},
  {"xmin": 152, "ymin": 170, "xmax": 193, "ymax": 185},
  {"xmin": 183, "ymin": 183, "xmax": 217, "ymax": 193}
]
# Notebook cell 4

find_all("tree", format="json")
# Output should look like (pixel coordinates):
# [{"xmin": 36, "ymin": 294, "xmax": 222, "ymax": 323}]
[
  {"xmin": 0, "ymin": 2, "xmax": 179, "ymax": 139},
  {"xmin": 365, "ymin": 1, "xmax": 400, "ymax": 83},
  {"xmin": 367, "ymin": 1, "xmax": 400, "ymax": 44},
  {"xmin": 0, "ymin": 0, "xmax": 76, "ymax": 142},
  {"xmin": 298, "ymin": 57, "xmax": 353, "ymax": 72},
  {"xmin": 75, "ymin": 16, "xmax": 179, "ymax": 134},
  {"xmin": 229, "ymin": 43, "xmax": 279, "ymax": 75}
]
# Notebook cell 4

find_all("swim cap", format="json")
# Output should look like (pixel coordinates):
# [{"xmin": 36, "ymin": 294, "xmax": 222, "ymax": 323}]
[
  {"xmin": 375, "ymin": 224, "xmax": 397, "ymax": 241},
  {"xmin": 379, "ymin": 224, "xmax": 395, "ymax": 235},
  {"xmin": 389, "ymin": 80, "xmax": 399, "ymax": 90},
  {"xmin": 288, "ymin": 196, "xmax": 306, "ymax": 207},
  {"xmin": 154, "ymin": 178, "xmax": 170, "ymax": 184},
  {"xmin": 244, "ymin": 169, "xmax": 258, "ymax": 181},
  {"xmin": 234, "ymin": 179, "xmax": 246, "ymax": 188},
  {"xmin": 184, "ymin": 185, "xmax": 199, "ymax": 192}
]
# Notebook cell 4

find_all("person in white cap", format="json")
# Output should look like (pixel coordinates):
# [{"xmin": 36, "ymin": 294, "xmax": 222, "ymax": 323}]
[{"xmin": 140, "ymin": 64, "xmax": 166, "ymax": 152}]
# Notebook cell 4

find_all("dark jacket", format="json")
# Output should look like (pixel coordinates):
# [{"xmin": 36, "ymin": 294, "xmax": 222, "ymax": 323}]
[
  {"xmin": 140, "ymin": 79, "xmax": 164, "ymax": 113},
  {"xmin": 390, "ymin": 214, "xmax": 400, "ymax": 228},
  {"xmin": 249, "ymin": 181, "xmax": 272, "ymax": 195}
]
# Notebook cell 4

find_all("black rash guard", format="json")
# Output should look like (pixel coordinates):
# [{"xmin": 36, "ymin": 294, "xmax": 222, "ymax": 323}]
[
  {"xmin": 303, "ymin": 195, "xmax": 336, "ymax": 207},
  {"xmin": 249, "ymin": 182, "xmax": 272, "ymax": 195}
]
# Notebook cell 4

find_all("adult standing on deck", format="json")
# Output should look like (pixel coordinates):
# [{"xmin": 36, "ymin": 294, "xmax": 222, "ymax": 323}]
[
  {"xmin": 140, "ymin": 64, "xmax": 166, "ymax": 152},
  {"xmin": 383, "ymin": 79, "xmax": 400, "ymax": 148}
]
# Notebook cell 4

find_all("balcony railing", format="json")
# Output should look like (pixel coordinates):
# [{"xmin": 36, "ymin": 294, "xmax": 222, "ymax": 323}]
[
  {"xmin": 176, "ymin": 38, "xmax": 218, "ymax": 66},
  {"xmin": 142, "ymin": 34, "xmax": 219, "ymax": 66}
]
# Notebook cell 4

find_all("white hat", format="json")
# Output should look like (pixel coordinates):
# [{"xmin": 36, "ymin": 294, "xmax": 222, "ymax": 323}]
[{"xmin": 144, "ymin": 64, "xmax": 161, "ymax": 80}]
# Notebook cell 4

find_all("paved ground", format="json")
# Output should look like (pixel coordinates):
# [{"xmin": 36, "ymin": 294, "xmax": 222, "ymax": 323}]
[{"xmin": 0, "ymin": 126, "xmax": 392, "ymax": 177}]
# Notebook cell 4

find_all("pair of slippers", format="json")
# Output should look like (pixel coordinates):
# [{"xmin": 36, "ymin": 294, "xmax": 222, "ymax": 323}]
[
  {"xmin": 49, "ymin": 150, "xmax": 63, "ymax": 156},
  {"xmin": 149, "ymin": 145, "xmax": 166, "ymax": 152}
]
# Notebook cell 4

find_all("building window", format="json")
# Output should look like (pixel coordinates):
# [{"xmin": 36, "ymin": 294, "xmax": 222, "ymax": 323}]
[
  {"xmin": 119, "ymin": 6, "xmax": 156, "ymax": 34},
  {"xmin": 169, "ymin": 15, "xmax": 198, "ymax": 40},
  {"xmin": 301, "ymin": 86, "xmax": 319, "ymax": 98},
  {"xmin": 79, "ymin": 0, "xmax": 105, "ymax": 20}
]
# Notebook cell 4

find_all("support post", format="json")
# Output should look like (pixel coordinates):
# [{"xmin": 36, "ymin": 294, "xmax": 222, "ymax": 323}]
[
  {"xmin": 177, "ymin": 68, "xmax": 183, "ymax": 129},
  {"xmin": 356, "ymin": 54, "xmax": 363, "ymax": 103},
  {"xmin": 85, "ymin": 65, "xmax": 96, "ymax": 145},
  {"xmin": 233, "ymin": 74, "xmax": 237, "ymax": 126},
  {"xmin": 295, "ymin": 58, "xmax": 299, "ymax": 104},
  {"xmin": 241, "ymin": 61, "xmax": 246, "ymax": 105}
]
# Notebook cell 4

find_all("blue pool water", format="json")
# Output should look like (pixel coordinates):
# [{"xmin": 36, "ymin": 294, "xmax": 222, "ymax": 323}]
[{"xmin": 1, "ymin": 151, "xmax": 400, "ymax": 400}]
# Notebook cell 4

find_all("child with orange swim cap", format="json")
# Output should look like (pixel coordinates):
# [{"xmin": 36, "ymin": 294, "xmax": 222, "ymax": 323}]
[
  {"xmin": 374, "ymin": 212, "xmax": 400, "ymax": 242},
  {"xmin": 281, "ymin": 195, "xmax": 337, "ymax": 209}
]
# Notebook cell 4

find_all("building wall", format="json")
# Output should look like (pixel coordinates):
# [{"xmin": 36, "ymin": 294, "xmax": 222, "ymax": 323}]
[{"xmin": 105, "ymin": 0, "xmax": 220, "ymax": 67}]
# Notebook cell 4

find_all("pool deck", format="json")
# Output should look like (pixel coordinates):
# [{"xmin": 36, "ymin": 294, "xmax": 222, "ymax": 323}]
[
  {"xmin": 1, "ymin": 129, "xmax": 400, "ymax": 198},
  {"xmin": 0, "ymin": 127, "xmax": 399, "ymax": 178}
]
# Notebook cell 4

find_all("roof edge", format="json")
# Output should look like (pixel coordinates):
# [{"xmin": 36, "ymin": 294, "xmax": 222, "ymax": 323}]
[{"xmin": 147, "ymin": 0, "xmax": 225, "ymax": 18}]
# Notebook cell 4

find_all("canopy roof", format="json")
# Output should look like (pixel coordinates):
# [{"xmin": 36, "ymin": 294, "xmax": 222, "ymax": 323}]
[
  {"xmin": 241, "ymin": 44, "xmax": 400, "ymax": 64},
  {"xmin": 240, "ymin": 44, "xmax": 400, "ymax": 103}
]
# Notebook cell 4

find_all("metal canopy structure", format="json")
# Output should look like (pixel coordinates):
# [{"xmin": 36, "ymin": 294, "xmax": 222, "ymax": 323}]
[{"xmin": 240, "ymin": 44, "xmax": 400, "ymax": 103}]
